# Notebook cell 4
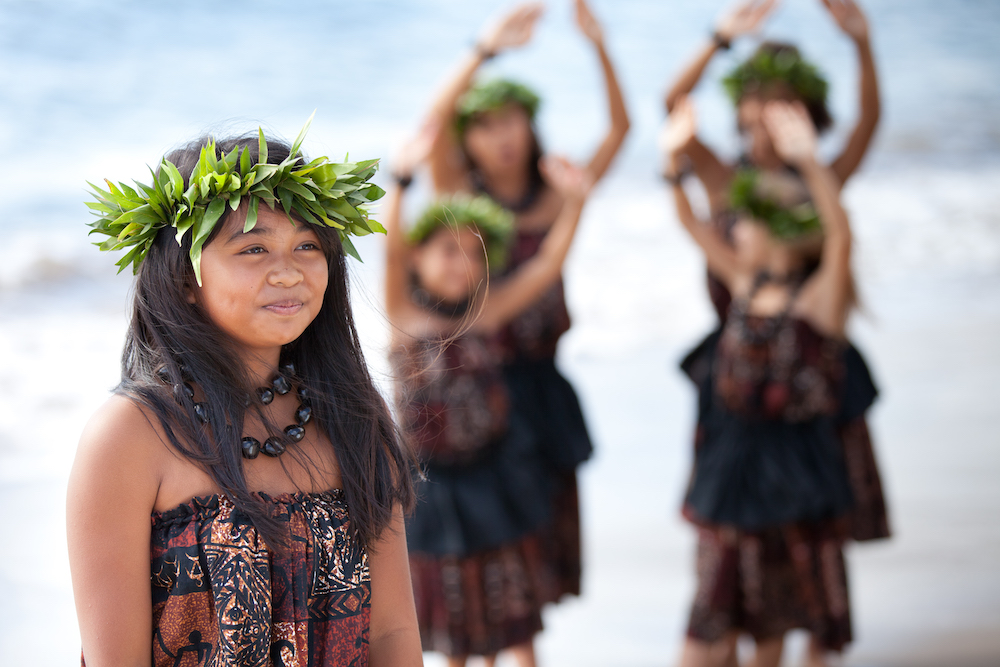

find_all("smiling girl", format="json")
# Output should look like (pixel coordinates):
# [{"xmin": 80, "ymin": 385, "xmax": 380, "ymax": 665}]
[{"xmin": 67, "ymin": 126, "xmax": 421, "ymax": 667}]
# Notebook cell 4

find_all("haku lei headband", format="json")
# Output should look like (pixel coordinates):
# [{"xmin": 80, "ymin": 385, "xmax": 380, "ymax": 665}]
[
  {"xmin": 722, "ymin": 44, "xmax": 828, "ymax": 107},
  {"xmin": 455, "ymin": 78, "xmax": 541, "ymax": 135},
  {"xmin": 409, "ymin": 194, "xmax": 514, "ymax": 271},
  {"xmin": 86, "ymin": 113, "xmax": 386, "ymax": 285},
  {"xmin": 730, "ymin": 169, "xmax": 822, "ymax": 240}
]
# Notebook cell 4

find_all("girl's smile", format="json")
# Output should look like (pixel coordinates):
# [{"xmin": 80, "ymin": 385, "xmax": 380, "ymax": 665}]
[{"xmin": 192, "ymin": 205, "xmax": 329, "ymax": 363}]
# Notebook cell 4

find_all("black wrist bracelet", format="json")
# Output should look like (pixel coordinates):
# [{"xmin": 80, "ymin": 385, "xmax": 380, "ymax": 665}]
[
  {"xmin": 474, "ymin": 43, "xmax": 496, "ymax": 61},
  {"xmin": 712, "ymin": 31, "xmax": 731, "ymax": 51},
  {"xmin": 394, "ymin": 173, "xmax": 413, "ymax": 189},
  {"xmin": 663, "ymin": 163, "xmax": 693, "ymax": 186}
]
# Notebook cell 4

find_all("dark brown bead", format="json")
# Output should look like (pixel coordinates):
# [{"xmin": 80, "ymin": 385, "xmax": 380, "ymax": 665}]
[
  {"xmin": 173, "ymin": 382, "xmax": 194, "ymax": 402},
  {"xmin": 257, "ymin": 387, "xmax": 274, "ymax": 405},
  {"xmin": 295, "ymin": 405, "xmax": 312, "ymax": 426},
  {"xmin": 241, "ymin": 437, "xmax": 261, "ymax": 459},
  {"xmin": 281, "ymin": 362, "xmax": 296, "ymax": 377},
  {"xmin": 273, "ymin": 375, "xmax": 292, "ymax": 395},
  {"xmin": 262, "ymin": 437, "xmax": 286, "ymax": 457},
  {"xmin": 194, "ymin": 402, "xmax": 209, "ymax": 424},
  {"xmin": 156, "ymin": 368, "xmax": 172, "ymax": 384},
  {"xmin": 284, "ymin": 425, "xmax": 305, "ymax": 442},
  {"xmin": 296, "ymin": 385, "xmax": 309, "ymax": 402}
]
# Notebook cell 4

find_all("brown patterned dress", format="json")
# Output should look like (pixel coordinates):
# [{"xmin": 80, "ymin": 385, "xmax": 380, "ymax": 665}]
[
  {"xmin": 682, "ymin": 295, "xmax": 858, "ymax": 651},
  {"xmin": 81, "ymin": 490, "xmax": 371, "ymax": 667},
  {"xmin": 393, "ymin": 332, "xmax": 554, "ymax": 657}
]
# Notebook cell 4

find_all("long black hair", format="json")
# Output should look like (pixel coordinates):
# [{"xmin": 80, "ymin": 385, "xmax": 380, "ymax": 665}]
[{"xmin": 118, "ymin": 133, "xmax": 414, "ymax": 550}]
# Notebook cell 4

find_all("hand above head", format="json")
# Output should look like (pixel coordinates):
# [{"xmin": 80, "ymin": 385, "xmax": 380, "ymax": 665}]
[
  {"xmin": 820, "ymin": 0, "xmax": 870, "ymax": 43},
  {"xmin": 715, "ymin": 0, "xmax": 780, "ymax": 43},
  {"xmin": 762, "ymin": 100, "xmax": 818, "ymax": 167},
  {"xmin": 391, "ymin": 120, "xmax": 442, "ymax": 181},
  {"xmin": 540, "ymin": 155, "xmax": 593, "ymax": 202},
  {"xmin": 574, "ymin": 0, "xmax": 604, "ymax": 46},
  {"xmin": 478, "ymin": 2, "xmax": 546, "ymax": 56}
]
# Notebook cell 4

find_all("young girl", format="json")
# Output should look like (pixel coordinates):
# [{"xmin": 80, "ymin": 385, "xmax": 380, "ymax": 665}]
[
  {"xmin": 383, "ymin": 131, "xmax": 591, "ymax": 667},
  {"xmin": 421, "ymin": 0, "xmax": 630, "ymax": 603},
  {"xmin": 663, "ymin": 99, "xmax": 861, "ymax": 667},
  {"xmin": 67, "ymin": 124, "xmax": 422, "ymax": 666},
  {"xmin": 665, "ymin": 0, "xmax": 890, "ymax": 607}
]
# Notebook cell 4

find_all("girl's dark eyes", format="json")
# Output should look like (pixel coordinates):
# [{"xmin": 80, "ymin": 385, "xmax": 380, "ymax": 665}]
[{"xmin": 238, "ymin": 242, "xmax": 320, "ymax": 255}]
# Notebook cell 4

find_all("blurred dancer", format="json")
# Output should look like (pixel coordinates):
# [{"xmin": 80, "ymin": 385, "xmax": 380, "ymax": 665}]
[
  {"xmin": 664, "ymin": 98, "xmax": 868, "ymax": 667},
  {"xmin": 419, "ymin": 0, "xmax": 630, "ymax": 603},
  {"xmin": 384, "ymin": 128, "xmax": 592, "ymax": 666},
  {"xmin": 665, "ymin": 4, "xmax": 890, "ymax": 661}
]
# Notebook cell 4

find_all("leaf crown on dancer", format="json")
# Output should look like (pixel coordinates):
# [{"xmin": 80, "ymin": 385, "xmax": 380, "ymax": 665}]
[
  {"xmin": 730, "ymin": 169, "xmax": 822, "ymax": 240},
  {"xmin": 408, "ymin": 194, "xmax": 515, "ymax": 271},
  {"xmin": 86, "ymin": 113, "xmax": 387, "ymax": 284},
  {"xmin": 85, "ymin": 118, "xmax": 413, "ymax": 549},
  {"xmin": 454, "ymin": 78, "xmax": 542, "ymax": 135},
  {"xmin": 723, "ymin": 42, "xmax": 833, "ymax": 132}
]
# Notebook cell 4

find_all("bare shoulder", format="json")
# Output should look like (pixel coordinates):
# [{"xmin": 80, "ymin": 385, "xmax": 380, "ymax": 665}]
[{"xmin": 71, "ymin": 393, "xmax": 167, "ymax": 506}]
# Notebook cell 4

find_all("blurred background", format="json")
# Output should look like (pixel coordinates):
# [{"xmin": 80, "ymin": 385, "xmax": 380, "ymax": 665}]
[{"xmin": 1, "ymin": 0, "xmax": 998, "ymax": 665}]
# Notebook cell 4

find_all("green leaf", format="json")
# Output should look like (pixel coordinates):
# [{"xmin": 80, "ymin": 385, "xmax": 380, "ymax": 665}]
[
  {"xmin": 163, "ymin": 160, "xmax": 185, "ymax": 199},
  {"xmin": 243, "ymin": 196, "xmax": 259, "ymax": 233},
  {"xmin": 258, "ymin": 127, "xmax": 268, "ymax": 167},
  {"xmin": 239, "ymin": 145, "xmax": 251, "ymax": 176},
  {"xmin": 281, "ymin": 181, "xmax": 316, "ymax": 201},
  {"xmin": 340, "ymin": 234, "xmax": 362, "ymax": 262},
  {"xmin": 289, "ymin": 110, "xmax": 316, "ymax": 159}
]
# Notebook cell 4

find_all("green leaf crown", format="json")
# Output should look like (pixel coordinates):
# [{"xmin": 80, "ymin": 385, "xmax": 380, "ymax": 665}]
[
  {"xmin": 86, "ymin": 113, "xmax": 386, "ymax": 285},
  {"xmin": 722, "ymin": 43, "xmax": 828, "ymax": 107},
  {"xmin": 730, "ymin": 169, "xmax": 822, "ymax": 240},
  {"xmin": 455, "ymin": 78, "xmax": 541, "ymax": 135},
  {"xmin": 408, "ymin": 194, "xmax": 514, "ymax": 271}
]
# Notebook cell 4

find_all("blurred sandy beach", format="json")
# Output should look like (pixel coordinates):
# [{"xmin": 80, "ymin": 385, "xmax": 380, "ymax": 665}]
[{"xmin": 1, "ymin": 1, "xmax": 999, "ymax": 665}]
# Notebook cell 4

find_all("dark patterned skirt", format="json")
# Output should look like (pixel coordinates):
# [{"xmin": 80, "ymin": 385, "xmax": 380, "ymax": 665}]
[
  {"xmin": 504, "ymin": 357, "xmax": 593, "ymax": 601},
  {"xmin": 681, "ymin": 330, "xmax": 891, "ymax": 541},
  {"xmin": 410, "ymin": 534, "xmax": 551, "ymax": 656},
  {"xmin": 678, "ymin": 332, "xmax": 891, "ymax": 651},
  {"xmin": 687, "ymin": 520, "xmax": 852, "ymax": 652}
]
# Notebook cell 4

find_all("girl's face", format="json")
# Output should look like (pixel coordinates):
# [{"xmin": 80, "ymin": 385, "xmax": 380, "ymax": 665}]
[
  {"xmin": 738, "ymin": 86, "xmax": 796, "ymax": 166},
  {"xmin": 412, "ymin": 226, "xmax": 486, "ymax": 304},
  {"xmin": 192, "ymin": 205, "xmax": 329, "ymax": 358},
  {"xmin": 733, "ymin": 216, "xmax": 773, "ymax": 268},
  {"xmin": 462, "ymin": 102, "xmax": 534, "ymax": 177}
]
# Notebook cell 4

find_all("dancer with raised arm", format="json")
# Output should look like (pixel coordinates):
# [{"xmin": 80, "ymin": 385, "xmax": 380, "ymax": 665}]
[
  {"xmin": 663, "ymin": 97, "xmax": 868, "ymax": 667},
  {"xmin": 664, "ymin": 0, "xmax": 890, "ymax": 606},
  {"xmin": 68, "ymin": 120, "xmax": 421, "ymax": 666},
  {"xmin": 421, "ymin": 0, "xmax": 630, "ymax": 603},
  {"xmin": 385, "ymin": 126, "xmax": 592, "ymax": 667}
]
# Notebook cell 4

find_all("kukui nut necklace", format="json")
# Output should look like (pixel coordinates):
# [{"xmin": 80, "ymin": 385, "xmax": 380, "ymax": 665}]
[{"xmin": 162, "ymin": 362, "xmax": 312, "ymax": 460}]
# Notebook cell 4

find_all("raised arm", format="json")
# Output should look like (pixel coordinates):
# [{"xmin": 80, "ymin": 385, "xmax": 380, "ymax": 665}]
[
  {"xmin": 384, "ymin": 124, "xmax": 443, "ymax": 323},
  {"xmin": 823, "ymin": 0, "xmax": 881, "ymax": 185},
  {"xmin": 424, "ymin": 3, "xmax": 545, "ymax": 194},
  {"xmin": 664, "ymin": 0, "xmax": 779, "ymax": 112},
  {"xmin": 473, "ymin": 156, "xmax": 590, "ymax": 333},
  {"xmin": 764, "ymin": 101, "xmax": 853, "ymax": 336},
  {"xmin": 381, "ymin": 185, "xmax": 412, "ymax": 324},
  {"xmin": 67, "ymin": 396, "xmax": 161, "ymax": 667},
  {"xmin": 660, "ymin": 97, "xmax": 741, "ymax": 287},
  {"xmin": 574, "ymin": 0, "xmax": 631, "ymax": 183}
]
